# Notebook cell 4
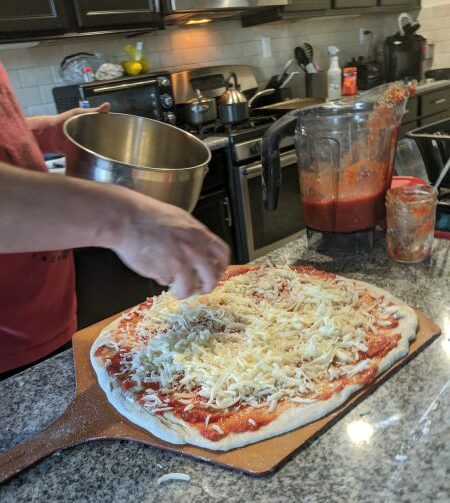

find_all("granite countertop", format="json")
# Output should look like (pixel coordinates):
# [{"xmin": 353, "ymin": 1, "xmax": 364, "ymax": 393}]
[{"xmin": 1, "ymin": 235, "xmax": 450, "ymax": 502}]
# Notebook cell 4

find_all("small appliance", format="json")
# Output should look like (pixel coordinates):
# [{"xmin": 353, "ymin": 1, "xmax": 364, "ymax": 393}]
[
  {"xmin": 384, "ymin": 13, "xmax": 426, "ymax": 82},
  {"xmin": 261, "ymin": 83, "xmax": 413, "ymax": 254},
  {"xmin": 52, "ymin": 72, "xmax": 176, "ymax": 124}
]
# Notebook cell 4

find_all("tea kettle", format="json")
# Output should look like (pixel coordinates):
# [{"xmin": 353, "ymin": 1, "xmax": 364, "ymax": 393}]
[{"xmin": 218, "ymin": 72, "xmax": 249, "ymax": 125}]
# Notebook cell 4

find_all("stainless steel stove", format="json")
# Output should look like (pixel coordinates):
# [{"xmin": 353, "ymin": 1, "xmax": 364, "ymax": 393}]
[{"xmin": 171, "ymin": 65, "xmax": 304, "ymax": 263}]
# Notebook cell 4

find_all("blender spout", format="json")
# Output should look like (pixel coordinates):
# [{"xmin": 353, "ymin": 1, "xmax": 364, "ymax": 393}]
[{"xmin": 261, "ymin": 113, "xmax": 298, "ymax": 210}]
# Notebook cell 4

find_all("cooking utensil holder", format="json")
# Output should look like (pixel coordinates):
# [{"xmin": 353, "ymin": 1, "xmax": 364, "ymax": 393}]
[{"xmin": 305, "ymin": 72, "xmax": 327, "ymax": 99}]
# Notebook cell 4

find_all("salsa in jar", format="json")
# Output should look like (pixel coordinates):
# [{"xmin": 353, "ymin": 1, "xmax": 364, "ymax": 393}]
[{"xmin": 386, "ymin": 185, "xmax": 437, "ymax": 263}]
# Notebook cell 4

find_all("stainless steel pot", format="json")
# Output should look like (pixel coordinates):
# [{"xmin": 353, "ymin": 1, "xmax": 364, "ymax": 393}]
[
  {"xmin": 184, "ymin": 89, "xmax": 217, "ymax": 126},
  {"xmin": 63, "ymin": 112, "xmax": 211, "ymax": 213}
]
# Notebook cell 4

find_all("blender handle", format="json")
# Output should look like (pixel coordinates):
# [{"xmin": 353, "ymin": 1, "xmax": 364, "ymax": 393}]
[{"xmin": 261, "ymin": 112, "xmax": 298, "ymax": 210}]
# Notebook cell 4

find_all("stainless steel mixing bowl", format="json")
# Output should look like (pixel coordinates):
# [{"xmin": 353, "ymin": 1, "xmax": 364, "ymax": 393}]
[{"xmin": 63, "ymin": 112, "xmax": 211, "ymax": 212}]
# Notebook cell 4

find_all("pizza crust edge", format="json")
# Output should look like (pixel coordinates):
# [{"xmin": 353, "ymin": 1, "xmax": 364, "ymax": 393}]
[{"xmin": 90, "ymin": 273, "xmax": 418, "ymax": 451}]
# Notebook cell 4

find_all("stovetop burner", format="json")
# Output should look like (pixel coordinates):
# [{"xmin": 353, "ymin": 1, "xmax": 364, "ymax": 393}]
[{"xmin": 184, "ymin": 114, "xmax": 278, "ymax": 142}]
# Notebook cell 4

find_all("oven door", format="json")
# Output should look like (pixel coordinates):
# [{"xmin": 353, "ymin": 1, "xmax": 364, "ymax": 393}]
[{"xmin": 234, "ymin": 151, "xmax": 304, "ymax": 263}]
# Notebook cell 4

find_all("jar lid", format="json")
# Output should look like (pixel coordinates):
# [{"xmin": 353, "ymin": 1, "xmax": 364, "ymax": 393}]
[{"xmin": 391, "ymin": 176, "xmax": 428, "ymax": 188}]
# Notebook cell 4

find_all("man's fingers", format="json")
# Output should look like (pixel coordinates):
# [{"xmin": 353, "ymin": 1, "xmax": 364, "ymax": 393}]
[
  {"xmin": 180, "ymin": 243, "xmax": 223, "ymax": 294},
  {"xmin": 70, "ymin": 102, "xmax": 111, "ymax": 117},
  {"xmin": 209, "ymin": 236, "xmax": 230, "ymax": 272},
  {"xmin": 170, "ymin": 268, "xmax": 197, "ymax": 300},
  {"xmin": 94, "ymin": 102, "xmax": 111, "ymax": 113}
]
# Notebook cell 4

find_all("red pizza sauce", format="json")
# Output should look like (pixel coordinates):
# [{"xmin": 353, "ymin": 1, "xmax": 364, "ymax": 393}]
[{"xmin": 302, "ymin": 192, "xmax": 385, "ymax": 233}]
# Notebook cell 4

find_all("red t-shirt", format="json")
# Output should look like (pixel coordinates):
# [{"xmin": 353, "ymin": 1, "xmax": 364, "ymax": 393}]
[{"xmin": 0, "ymin": 62, "xmax": 77, "ymax": 373}]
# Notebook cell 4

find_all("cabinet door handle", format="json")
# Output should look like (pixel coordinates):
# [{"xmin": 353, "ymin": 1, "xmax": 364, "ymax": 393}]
[
  {"xmin": 223, "ymin": 197, "xmax": 233, "ymax": 227},
  {"xmin": 152, "ymin": 0, "xmax": 161, "ymax": 12},
  {"xmin": 433, "ymin": 98, "xmax": 446, "ymax": 105}
]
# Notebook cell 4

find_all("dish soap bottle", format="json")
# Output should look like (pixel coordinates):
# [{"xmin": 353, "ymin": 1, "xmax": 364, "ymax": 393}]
[{"xmin": 327, "ymin": 46, "xmax": 342, "ymax": 101}]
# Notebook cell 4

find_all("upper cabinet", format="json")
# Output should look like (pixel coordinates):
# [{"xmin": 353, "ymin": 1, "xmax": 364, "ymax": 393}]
[
  {"xmin": 0, "ymin": 0, "xmax": 163, "ymax": 42},
  {"xmin": 334, "ymin": 0, "xmax": 377, "ymax": 8},
  {"xmin": 243, "ymin": 0, "xmax": 421, "ymax": 25},
  {"xmin": 72, "ymin": 0, "xmax": 162, "ymax": 29},
  {"xmin": 0, "ymin": 0, "xmax": 68, "ymax": 36},
  {"xmin": 283, "ymin": 0, "xmax": 331, "ymax": 12}
]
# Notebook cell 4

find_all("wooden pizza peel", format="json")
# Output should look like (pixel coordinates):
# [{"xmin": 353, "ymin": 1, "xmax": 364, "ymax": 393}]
[{"xmin": 0, "ymin": 267, "xmax": 442, "ymax": 482}]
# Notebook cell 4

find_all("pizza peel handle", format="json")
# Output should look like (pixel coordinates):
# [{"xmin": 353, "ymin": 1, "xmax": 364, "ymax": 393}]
[{"xmin": 0, "ymin": 387, "xmax": 101, "ymax": 483}]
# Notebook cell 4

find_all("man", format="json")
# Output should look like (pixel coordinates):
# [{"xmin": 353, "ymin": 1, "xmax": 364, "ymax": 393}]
[{"xmin": 0, "ymin": 62, "xmax": 229, "ymax": 374}]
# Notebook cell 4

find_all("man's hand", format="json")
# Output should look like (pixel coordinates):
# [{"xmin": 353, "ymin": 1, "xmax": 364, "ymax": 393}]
[
  {"xmin": 27, "ymin": 103, "xmax": 110, "ymax": 154},
  {"xmin": 109, "ymin": 192, "xmax": 230, "ymax": 299}
]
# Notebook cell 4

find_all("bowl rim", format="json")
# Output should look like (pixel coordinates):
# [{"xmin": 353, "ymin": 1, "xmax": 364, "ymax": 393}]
[{"xmin": 63, "ymin": 112, "xmax": 212, "ymax": 172}]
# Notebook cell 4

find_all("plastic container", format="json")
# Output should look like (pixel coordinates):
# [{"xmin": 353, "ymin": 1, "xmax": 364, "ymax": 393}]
[
  {"xmin": 342, "ymin": 67, "xmax": 357, "ymax": 96},
  {"xmin": 327, "ymin": 46, "xmax": 342, "ymax": 101},
  {"xmin": 59, "ymin": 52, "xmax": 104, "ymax": 83},
  {"xmin": 82, "ymin": 67, "xmax": 94, "ymax": 83},
  {"xmin": 386, "ymin": 184, "xmax": 437, "ymax": 262},
  {"xmin": 391, "ymin": 176, "xmax": 427, "ymax": 188},
  {"xmin": 394, "ymin": 138, "xmax": 429, "ymax": 181}
]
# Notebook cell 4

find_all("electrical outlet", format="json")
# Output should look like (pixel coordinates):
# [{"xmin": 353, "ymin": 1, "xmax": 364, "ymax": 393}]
[
  {"xmin": 261, "ymin": 37, "xmax": 272, "ymax": 58},
  {"xmin": 359, "ymin": 28, "xmax": 368, "ymax": 46}
]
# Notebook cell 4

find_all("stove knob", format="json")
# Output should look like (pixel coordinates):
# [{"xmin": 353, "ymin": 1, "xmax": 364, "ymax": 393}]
[
  {"xmin": 160, "ymin": 93, "xmax": 173, "ymax": 109},
  {"xmin": 157, "ymin": 76, "xmax": 171, "ymax": 88},
  {"xmin": 164, "ymin": 112, "xmax": 176, "ymax": 124}
]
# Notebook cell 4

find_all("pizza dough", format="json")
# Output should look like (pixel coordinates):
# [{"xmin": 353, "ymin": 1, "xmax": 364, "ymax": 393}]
[{"xmin": 90, "ymin": 266, "xmax": 418, "ymax": 451}]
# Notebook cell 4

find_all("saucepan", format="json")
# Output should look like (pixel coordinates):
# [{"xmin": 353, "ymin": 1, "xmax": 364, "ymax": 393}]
[{"xmin": 63, "ymin": 112, "xmax": 211, "ymax": 213}]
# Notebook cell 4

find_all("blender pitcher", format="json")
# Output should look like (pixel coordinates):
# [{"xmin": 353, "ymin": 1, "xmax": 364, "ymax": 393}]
[{"xmin": 261, "ymin": 83, "xmax": 413, "ymax": 254}]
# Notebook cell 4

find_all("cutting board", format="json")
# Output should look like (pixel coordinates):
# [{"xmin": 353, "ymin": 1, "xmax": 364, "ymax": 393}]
[{"xmin": 0, "ymin": 273, "xmax": 441, "ymax": 482}]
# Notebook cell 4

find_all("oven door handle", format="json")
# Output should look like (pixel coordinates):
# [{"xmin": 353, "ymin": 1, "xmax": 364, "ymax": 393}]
[
  {"xmin": 242, "ymin": 152, "xmax": 297, "ymax": 178},
  {"xmin": 92, "ymin": 79, "xmax": 158, "ymax": 93}
]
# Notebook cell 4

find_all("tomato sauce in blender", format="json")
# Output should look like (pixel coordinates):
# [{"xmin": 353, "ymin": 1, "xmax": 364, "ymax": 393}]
[
  {"xmin": 302, "ymin": 192, "xmax": 385, "ymax": 233},
  {"xmin": 300, "ymin": 160, "xmax": 389, "ymax": 233}
]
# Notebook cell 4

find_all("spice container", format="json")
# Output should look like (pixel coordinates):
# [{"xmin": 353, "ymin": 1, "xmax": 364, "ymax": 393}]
[
  {"xmin": 386, "ymin": 185, "xmax": 437, "ymax": 262},
  {"xmin": 342, "ymin": 67, "xmax": 357, "ymax": 96}
]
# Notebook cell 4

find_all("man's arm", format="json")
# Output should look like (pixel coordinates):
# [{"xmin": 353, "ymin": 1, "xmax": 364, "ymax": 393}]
[{"xmin": 0, "ymin": 162, "xmax": 229, "ymax": 299}]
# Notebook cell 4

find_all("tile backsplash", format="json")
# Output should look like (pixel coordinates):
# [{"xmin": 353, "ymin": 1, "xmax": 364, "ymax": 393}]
[
  {"xmin": 0, "ymin": 9, "xmax": 439, "ymax": 116},
  {"xmin": 419, "ymin": 2, "xmax": 450, "ymax": 70}
]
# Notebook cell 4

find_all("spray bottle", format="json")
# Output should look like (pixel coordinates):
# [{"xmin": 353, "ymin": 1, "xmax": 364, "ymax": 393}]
[{"xmin": 327, "ymin": 46, "xmax": 342, "ymax": 101}]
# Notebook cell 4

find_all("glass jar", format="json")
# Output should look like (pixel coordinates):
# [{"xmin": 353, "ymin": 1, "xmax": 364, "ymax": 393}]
[{"xmin": 386, "ymin": 185, "xmax": 437, "ymax": 263}]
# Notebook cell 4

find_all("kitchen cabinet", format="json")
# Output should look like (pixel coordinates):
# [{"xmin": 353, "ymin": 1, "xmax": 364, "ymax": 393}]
[
  {"xmin": 380, "ymin": 0, "xmax": 420, "ymax": 5},
  {"xmin": 398, "ymin": 86, "xmax": 450, "ymax": 139},
  {"xmin": 402, "ymin": 96, "xmax": 419, "ymax": 125},
  {"xmin": 0, "ymin": 0, "xmax": 67, "ymax": 36},
  {"xmin": 192, "ymin": 189, "xmax": 236, "ymax": 263},
  {"xmin": 72, "ymin": 0, "xmax": 161, "ymax": 29},
  {"xmin": 243, "ymin": 0, "xmax": 421, "ymax": 25},
  {"xmin": 420, "ymin": 111, "xmax": 450, "ymax": 126},
  {"xmin": 420, "ymin": 87, "xmax": 450, "ymax": 119},
  {"xmin": 334, "ymin": 0, "xmax": 377, "ymax": 8},
  {"xmin": 282, "ymin": 0, "xmax": 331, "ymax": 12},
  {"xmin": 74, "ymin": 248, "xmax": 165, "ymax": 329},
  {"xmin": 0, "ymin": 0, "xmax": 162, "ymax": 43}
]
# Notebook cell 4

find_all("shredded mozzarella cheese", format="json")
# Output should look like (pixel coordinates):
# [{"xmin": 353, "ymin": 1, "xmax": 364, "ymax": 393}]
[{"xmin": 102, "ymin": 267, "xmax": 399, "ymax": 412}]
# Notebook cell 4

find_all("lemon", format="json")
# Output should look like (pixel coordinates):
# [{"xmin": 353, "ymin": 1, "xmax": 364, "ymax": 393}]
[{"xmin": 122, "ymin": 60, "xmax": 142, "ymax": 76}]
